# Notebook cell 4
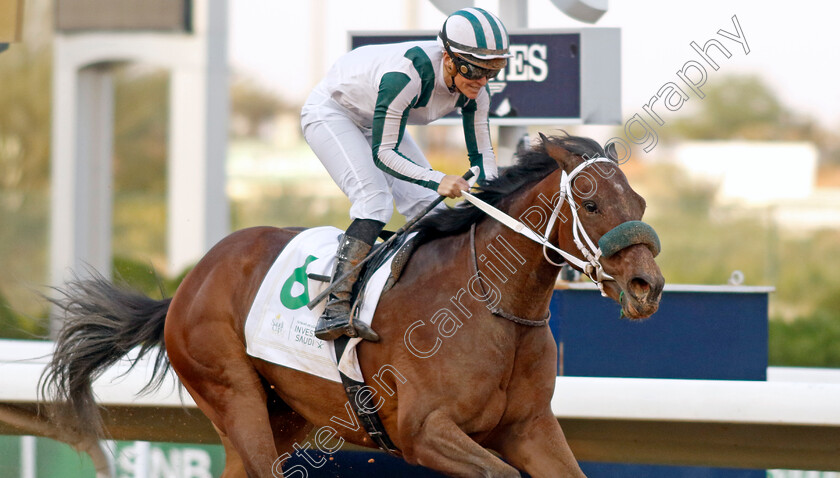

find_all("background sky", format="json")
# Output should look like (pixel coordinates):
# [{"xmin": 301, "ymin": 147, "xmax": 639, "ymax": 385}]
[{"xmin": 228, "ymin": 0, "xmax": 840, "ymax": 129}]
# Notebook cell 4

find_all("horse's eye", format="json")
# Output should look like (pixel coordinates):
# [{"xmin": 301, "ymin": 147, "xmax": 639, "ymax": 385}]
[{"xmin": 583, "ymin": 201, "xmax": 598, "ymax": 213}]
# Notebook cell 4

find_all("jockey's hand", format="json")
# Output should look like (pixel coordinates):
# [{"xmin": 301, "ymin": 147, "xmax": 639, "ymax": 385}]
[{"xmin": 437, "ymin": 174, "xmax": 470, "ymax": 198}]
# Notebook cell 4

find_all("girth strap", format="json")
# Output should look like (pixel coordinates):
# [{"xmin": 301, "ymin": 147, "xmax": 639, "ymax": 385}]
[
  {"xmin": 333, "ymin": 334, "xmax": 401, "ymax": 456},
  {"xmin": 470, "ymin": 224, "xmax": 550, "ymax": 327}
]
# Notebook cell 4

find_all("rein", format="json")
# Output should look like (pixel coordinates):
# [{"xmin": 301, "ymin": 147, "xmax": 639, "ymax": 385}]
[
  {"xmin": 469, "ymin": 223, "xmax": 550, "ymax": 326},
  {"xmin": 461, "ymin": 156, "xmax": 618, "ymax": 297}
]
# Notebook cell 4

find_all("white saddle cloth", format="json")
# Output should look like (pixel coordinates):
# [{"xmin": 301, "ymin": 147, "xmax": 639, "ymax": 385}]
[{"xmin": 244, "ymin": 227, "xmax": 401, "ymax": 383}]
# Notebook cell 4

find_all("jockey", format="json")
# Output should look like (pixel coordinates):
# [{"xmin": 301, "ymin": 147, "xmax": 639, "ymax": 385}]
[{"xmin": 301, "ymin": 8, "xmax": 510, "ymax": 342}]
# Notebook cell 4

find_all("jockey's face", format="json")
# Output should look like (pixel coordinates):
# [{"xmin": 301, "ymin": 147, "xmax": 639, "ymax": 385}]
[{"xmin": 453, "ymin": 73, "xmax": 487, "ymax": 100}]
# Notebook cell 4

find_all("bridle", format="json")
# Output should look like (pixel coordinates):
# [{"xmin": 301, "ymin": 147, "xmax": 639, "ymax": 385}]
[
  {"xmin": 540, "ymin": 157, "xmax": 616, "ymax": 294},
  {"xmin": 461, "ymin": 156, "xmax": 659, "ymax": 297}
]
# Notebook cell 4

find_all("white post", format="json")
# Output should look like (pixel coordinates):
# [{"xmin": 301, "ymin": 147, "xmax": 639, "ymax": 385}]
[
  {"xmin": 77, "ymin": 66, "xmax": 114, "ymax": 276},
  {"xmin": 167, "ymin": 0, "xmax": 229, "ymax": 275},
  {"xmin": 20, "ymin": 436, "xmax": 35, "ymax": 478},
  {"xmin": 50, "ymin": 59, "xmax": 114, "ymax": 333},
  {"xmin": 134, "ymin": 441, "xmax": 150, "ymax": 478}
]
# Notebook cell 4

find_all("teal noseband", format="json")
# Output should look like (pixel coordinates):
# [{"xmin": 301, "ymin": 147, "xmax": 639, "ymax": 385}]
[{"xmin": 598, "ymin": 220, "xmax": 661, "ymax": 258}]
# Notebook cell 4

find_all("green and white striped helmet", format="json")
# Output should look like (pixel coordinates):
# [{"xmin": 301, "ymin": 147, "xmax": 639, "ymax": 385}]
[{"xmin": 439, "ymin": 8, "xmax": 511, "ymax": 65}]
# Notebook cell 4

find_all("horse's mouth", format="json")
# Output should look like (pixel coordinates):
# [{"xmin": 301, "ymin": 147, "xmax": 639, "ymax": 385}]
[
  {"xmin": 620, "ymin": 279, "xmax": 662, "ymax": 320},
  {"xmin": 603, "ymin": 275, "xmax": 663, "ymax": 320},
  {"xmin": 620, "ymin": 294, "xmax": 659, "ymax": 320}
]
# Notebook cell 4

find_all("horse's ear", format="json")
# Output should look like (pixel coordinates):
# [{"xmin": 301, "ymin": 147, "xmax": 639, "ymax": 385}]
[
  {"xmin": 539, "ymin": 133, "xmax": 572, "ymax": 169},
  {"xmin": 605, "ymin": 141, "xmax": 619, "ymax": 162}
]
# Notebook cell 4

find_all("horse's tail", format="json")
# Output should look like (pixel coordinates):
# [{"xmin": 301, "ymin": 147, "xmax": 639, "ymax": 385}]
[{"xmin": 39, "ymin": 272, "xmax": 172, "ymax": 438}]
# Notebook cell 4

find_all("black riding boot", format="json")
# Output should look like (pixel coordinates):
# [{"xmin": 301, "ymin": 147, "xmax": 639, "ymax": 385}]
[{"xmin": 314, "ymin": 234, "xmax": 380, "ymax": 342}]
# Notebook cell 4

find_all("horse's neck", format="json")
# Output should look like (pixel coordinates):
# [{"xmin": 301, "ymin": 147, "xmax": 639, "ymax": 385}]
[{"xmin": 473, "ymin": 210, "xmax": 560, "ymax": 321}]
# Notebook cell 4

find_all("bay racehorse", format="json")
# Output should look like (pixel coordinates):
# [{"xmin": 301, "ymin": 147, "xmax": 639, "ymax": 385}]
[{"xmin": 41, "ymin": 134, "xmax": 664, "ymax": 477}]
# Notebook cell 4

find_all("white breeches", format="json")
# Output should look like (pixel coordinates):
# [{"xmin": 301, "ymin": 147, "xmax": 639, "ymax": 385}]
[{"xmin": 301, "ymin": 93, "xmax": 441, "ymax": 223}]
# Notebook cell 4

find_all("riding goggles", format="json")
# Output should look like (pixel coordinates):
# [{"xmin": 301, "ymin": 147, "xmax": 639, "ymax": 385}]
[
  {"xmin": 452, "ymin": 55, "xmax": 501, "ymax": 80},
  {"xmin": 440, "ymin": 28, "xmax": 503, "ymax": 81}
]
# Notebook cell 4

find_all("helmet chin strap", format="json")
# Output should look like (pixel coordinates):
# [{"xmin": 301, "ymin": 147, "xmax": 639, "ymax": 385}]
[{"xmin": 443, "ymin": 54, "xmax": 458, "ymax": 93}]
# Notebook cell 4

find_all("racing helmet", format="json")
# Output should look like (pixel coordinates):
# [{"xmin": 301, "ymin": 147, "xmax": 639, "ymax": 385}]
[{"xmin": 439, "ymin": 8, "xmax": 511, "ymax": 71}]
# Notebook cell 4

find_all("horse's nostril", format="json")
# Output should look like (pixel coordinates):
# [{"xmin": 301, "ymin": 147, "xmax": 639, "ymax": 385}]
[{"xmin": 628, "ymin": 277, "xmax": 651, "ymax": 300}]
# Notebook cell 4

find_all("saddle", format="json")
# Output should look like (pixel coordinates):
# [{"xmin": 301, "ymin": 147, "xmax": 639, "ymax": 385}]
[{"xmin": 309, "ymin": 230, "xmax": 422, "ymax": 314}]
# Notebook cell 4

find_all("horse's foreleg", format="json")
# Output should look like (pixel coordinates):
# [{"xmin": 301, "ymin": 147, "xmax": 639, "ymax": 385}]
[
  {"xmin": 404, "ymin": 410, "xmax": 520, "ymax": 478},
  {"xmin": 491, "ymin": 411, "xmax": 586, "ymax": 478}
]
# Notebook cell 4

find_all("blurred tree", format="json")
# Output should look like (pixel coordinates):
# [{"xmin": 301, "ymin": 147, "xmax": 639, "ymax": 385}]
[
  {"xmin": 0, "ymin": 288, "xmax": 48, "ymax": 339},
  {"xmin": 0, "ymin": 42, "xmax": 52, "ymax": 191},
  {"xmin": 230, "ymin": 77, "xmax": 292, "ymax": 138},
  {"xmin": 667, "ymin": 75, "xmax": 817, "ymax": 142},
  {"xmin": 769, "ymin": 306, "xmax": 840, "ymax": 367},
  {"xmin": 635, "ymin": 163, "xmax": 773, "ymax": 286},
  {"xmin": 113, "ymin": 67, "xmax": 169, "ymax": 193},
  {"xmin": 0, "ymin": 4, "xmax": 53, "ymax": 326},
  {"xmin": 109, "ymin": 67, "xmax": 170, "ymax": 273}
]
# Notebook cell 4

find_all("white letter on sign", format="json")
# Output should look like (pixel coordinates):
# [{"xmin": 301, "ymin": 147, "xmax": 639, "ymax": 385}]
[
  {"xmin": 507, "ymin": 45, "xmax": 529, "ymax": 81},
  {"xmin": 528, "ymin": 44, "xmax": 548, "ymax": 82}
]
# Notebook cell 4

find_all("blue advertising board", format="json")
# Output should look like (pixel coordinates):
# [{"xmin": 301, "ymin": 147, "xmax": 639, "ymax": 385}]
[
  {"xmin": 551, "ymin": 285, "xmax": 769, "ymax": 380},
  {"xmin": 550, "ymin": 283, "xmax": 771, "ymax": 477},
  {"xmin": 350, "ymin": 29, "xmax": 621, "ymax": 125}
]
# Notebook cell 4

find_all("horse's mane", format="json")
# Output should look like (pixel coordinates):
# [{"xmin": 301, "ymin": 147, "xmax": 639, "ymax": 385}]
[{"xmin": 415, "ymin": 133, "xmax": 608, "ymax": 240}]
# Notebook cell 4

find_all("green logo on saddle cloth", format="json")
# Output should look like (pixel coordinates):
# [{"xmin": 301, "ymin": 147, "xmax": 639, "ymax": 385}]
[{"xmin": 280, "ymin": 255, "xmax": 318, "ymax": 310}]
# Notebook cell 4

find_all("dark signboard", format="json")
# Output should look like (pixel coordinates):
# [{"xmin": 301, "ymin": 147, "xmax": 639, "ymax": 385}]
[{"xmin": 351, "ymin": 29, "xmax": 620, "ymax": 125}]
